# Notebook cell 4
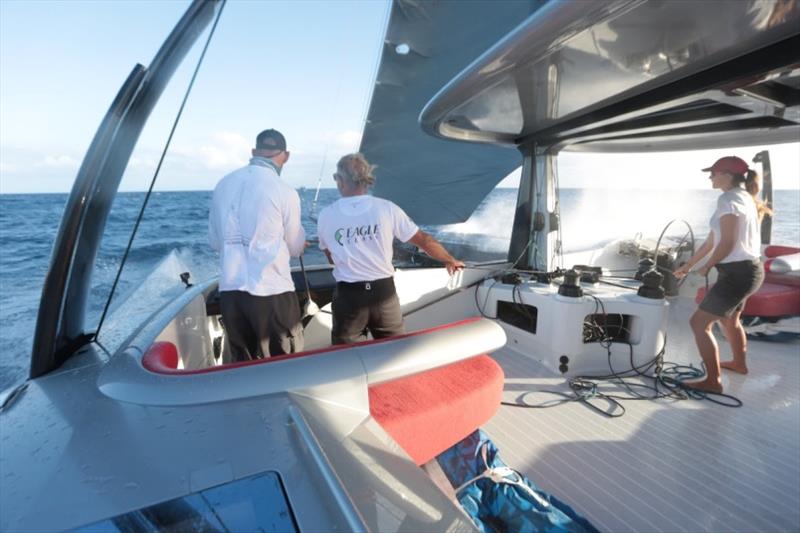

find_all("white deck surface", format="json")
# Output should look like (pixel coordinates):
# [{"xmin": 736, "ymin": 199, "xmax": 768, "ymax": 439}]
[{"xmin": 485, "ymin": 297, "xmax": 800, "ymax": 533}]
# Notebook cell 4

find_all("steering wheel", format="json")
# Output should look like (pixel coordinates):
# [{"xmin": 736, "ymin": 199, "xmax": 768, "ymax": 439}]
[{"xmin": 653, "ymin": 219, "xmax": 696, "ymax": 290}]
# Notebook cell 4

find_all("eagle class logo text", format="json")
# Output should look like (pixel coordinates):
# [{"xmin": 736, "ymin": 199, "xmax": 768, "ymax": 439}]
[{"xmin": 334, "ymin": 224, "xmax": 380, "ymax": 246}]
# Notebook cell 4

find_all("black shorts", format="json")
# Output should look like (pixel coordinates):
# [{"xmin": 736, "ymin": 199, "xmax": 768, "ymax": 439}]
[
  {"xmin": 331, "ymin": 277, "xmax": 405, "ymax": 345},
  {"xmin": 699, "ymin": 260, "xmax": 764, "ymax": 317}
]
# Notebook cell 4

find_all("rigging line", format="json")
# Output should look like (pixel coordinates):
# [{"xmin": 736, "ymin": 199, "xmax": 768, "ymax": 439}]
[
  {"xmin": 509, "ymin": 178, "xmax": 540, "ymax": 271},
  {"xmin": 551, "ymin": 154, "xmax": 564, "ymax": 269},
  {"xmin": 95, "ymin": 2, "xmax": 227, "ymax": 339},
  {"xmin": 598, "ymin": 278, "xmax": 639, "ymax": 291},
  {"xmin": 510, "ymin": 236, "xmax": 535, "ymax": 270},
  {"xmin": 357, "ymin": 0, "xmax": 392, "ymax": 138},
  {"xmin": 312, "ymin": 26, "xmax": 350, "ymax": 219},
  {"xmin": 531, "ymin": 153, "xmax": 540, "ymax": 269},
  {"xmin": 404, "ymin": 273, "xmax": 501, "ymax": 318}
]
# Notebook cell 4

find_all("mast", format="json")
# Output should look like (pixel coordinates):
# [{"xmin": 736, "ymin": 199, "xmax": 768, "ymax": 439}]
[{"xmin": 508, "ymin": 144, "xmax": 558, "ymax": 272}]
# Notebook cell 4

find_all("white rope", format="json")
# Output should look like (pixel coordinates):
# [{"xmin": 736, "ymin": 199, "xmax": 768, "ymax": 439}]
[{"xmin": 453, "ymin": 442, "xmax": 550, "ymax": 509}]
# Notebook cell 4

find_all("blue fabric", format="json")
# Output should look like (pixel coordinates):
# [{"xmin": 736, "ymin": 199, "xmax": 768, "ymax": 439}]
[{"xmin": 437, "ymin": 430, "xmax": 599, "ymax": 533}]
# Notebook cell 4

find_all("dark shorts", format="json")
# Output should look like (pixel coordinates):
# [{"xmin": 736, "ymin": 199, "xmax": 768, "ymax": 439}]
[
  {"xmin": 220, "ymin": 290, "xmax": 304, "ymax": 362},
  {"xmin": 331, "ymin": 277, "xmax": 405, "ymax": 345},
  {"xmin": 699, "ymin": 260, "xmax": 764, "ymax": 317}
]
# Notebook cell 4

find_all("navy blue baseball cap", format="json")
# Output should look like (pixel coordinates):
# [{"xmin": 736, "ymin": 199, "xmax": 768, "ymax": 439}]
[{"xmin": 255, "ymin": 129, "xmax": 287, "ymax": 152}]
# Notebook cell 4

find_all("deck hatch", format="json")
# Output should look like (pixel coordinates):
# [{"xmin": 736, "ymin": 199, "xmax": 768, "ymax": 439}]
[
  {"xmin": 74, "ymin": 471, "xmax": 297, "ymax": 532},
  {"xmin": 497, "ymin": 300, "xmax": 538, "ymax": 334}
]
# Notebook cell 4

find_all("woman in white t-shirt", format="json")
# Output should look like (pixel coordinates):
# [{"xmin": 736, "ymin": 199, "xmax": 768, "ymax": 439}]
[
  {"xmin": 674, "ymin": 156, "xmax": 765, "ymax": 393},
  {"xmin": 317, "ymin": 153, "xmax": 464, "ymax": 344}
]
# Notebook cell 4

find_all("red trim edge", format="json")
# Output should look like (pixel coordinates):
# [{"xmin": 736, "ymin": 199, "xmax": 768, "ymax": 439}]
[{"xmin": 142, "ymin": 316, "xmax": 484, "ymax": 375}]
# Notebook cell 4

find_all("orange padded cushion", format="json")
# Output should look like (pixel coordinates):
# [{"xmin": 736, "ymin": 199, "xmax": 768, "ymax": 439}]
[{"xmin": 368, "ymin": 355, "xmax": 504, "ymax": 466}]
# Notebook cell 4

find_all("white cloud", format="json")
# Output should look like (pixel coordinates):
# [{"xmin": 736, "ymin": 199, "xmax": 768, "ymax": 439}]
[
  {"xmin": 36, "ymin": 154, "xmax": 79, "ymax": 169},
  {"xmin": 128, "ymin": 155, "xmax": 158, "ymax": 170},
  {"xmin": 328, "ymin": 130, "xmax": 361, "ymax": 154},
  {"xmin": 331, "ymin": 130, "xmax": 362, "ymax": 150},
  {"xmin": 171, "ymin": 131, "xmax": 250, "ymax": 171},
  {"xmin": 304, "ymin": 130, "xmax": 362, "ymax": 156}
]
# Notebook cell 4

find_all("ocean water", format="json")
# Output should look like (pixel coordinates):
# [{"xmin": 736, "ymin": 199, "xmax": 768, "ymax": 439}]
[{"xmin": 1, "ymin": 187, "xmax": 798, "ymax": 391}]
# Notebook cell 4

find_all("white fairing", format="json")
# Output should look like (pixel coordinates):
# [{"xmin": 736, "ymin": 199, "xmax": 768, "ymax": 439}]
[
  {"xmin": 101, "ymin": 316, "xmax": 506, "ymax": 407},
  {"xmin": 2, "ymin": 295, "xmax": 505, "ymax": 531}
]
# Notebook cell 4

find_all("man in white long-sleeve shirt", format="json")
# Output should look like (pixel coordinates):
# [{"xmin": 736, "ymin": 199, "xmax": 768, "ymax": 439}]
[{"xmin": 209, "ymin": 129, "xmax": 305, "ymax": 361}]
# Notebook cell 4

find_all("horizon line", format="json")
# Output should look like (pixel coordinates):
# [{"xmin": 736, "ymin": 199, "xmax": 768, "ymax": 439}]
[{"xmin": 3, "ymin": 186, "xmax": 800, "ymax": 195}]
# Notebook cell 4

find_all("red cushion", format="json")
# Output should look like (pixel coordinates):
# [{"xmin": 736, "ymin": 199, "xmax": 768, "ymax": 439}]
[
  {"xmin": 764, "ymin": 245, "xmax": 800, "ymax": 258},
  {"xmin": 766, "ymin": 272, "xmax": 800, "ymax": 287},
  {"xmin": 764, "ymin": 252, "xmax": 800, "ymax": 274},
  {"xmin": 368, "ymin": 355, "xmax": 504, "ymax": 466},
  {"xmin": 696, "ymin": 283, "xmax": 800, "ymax": 317},
  {"xmin": 142, "ymin": 341, "xmax": 179, "ymax": 372}
]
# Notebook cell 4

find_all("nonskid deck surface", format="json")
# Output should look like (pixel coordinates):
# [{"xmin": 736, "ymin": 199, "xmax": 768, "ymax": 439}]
[{"xmin": 484, "ymin": 297, "xmax": 800, "ymax": 533}]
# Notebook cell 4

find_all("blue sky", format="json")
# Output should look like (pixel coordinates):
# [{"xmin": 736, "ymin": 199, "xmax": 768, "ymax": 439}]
[
  {"xmin": 1, "ymin": 0, "xmax": 798, "ymax": 193},
  {"xmin": 0, "ymin": 0, "xmax": 390, "ymax": 193}
]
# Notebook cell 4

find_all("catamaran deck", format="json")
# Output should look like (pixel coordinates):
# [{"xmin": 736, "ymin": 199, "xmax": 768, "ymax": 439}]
[{"xmin": 486, "ymin": 296, "xmax": 800, "ymax": 533}]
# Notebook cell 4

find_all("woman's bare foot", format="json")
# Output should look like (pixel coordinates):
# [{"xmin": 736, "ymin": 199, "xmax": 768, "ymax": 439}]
[
  {"xmin": 682, "ymin": 378, "xmax": 723, "ymax": 394},
  {"xmin": 720, "ymin": 360, "xmax": 748, "ymax": 374},
  {"xmin": 719, "ymin": 361, "xmax": 747, "ymax": 374}
]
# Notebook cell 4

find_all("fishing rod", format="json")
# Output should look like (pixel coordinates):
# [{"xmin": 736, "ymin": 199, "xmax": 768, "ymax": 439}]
[
  {"xmin": 310, "ymin": 161, "xmax": 325, "ymax": 223},
  {"xmin": 298, "ymin": 254, "xmax": 319, "ymax": 320}
]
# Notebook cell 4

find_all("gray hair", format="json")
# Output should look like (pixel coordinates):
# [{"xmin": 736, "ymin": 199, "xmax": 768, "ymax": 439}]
[{"xmin": 337, "ymin": 153, "xmax": 376, "ymax": 189}]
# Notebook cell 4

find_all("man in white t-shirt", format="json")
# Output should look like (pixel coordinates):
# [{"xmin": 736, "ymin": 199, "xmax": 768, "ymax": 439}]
[
  {"xmin": 317, "ymin": 153, "xmax": 464, "ymax": 344},
  {"xmin": 209, "ymin": 129, "xmax": 306, "ymax": 361}
]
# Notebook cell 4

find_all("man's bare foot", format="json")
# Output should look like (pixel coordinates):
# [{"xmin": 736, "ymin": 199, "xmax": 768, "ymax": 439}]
[
  {"xmin": 682, "ymin": 378, "xmax": 723, "ymax": 394},
  {"xmin": 720, "ymin": 360, "xmax": 748, "ymax": 374}
]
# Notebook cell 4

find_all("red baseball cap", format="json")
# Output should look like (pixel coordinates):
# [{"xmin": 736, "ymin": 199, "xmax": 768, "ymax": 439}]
[{"xmin": 702, "ymin": 156, "xmax": 749, "ymax": 175}]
